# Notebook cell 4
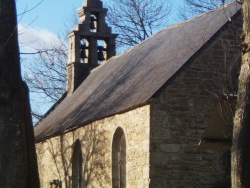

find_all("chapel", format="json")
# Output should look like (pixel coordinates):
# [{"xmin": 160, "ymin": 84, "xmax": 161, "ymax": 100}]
[{"xmin": 34, "ymin": 0, "xmax": 242, "ymax": 187}]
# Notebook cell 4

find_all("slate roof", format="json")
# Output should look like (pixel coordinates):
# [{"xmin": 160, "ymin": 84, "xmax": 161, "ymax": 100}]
[{"xmin": 35, "ymin": 2, "xmax": 241, "ymax": 142}]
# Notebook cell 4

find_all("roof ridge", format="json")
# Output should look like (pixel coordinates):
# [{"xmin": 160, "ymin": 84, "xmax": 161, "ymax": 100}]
[
  {"xmin": 142, "ymin": 0, "xmax": 240, "ymax": 41},
  {"xmin": 164, "ymin": 1, "xmax": 239, "ymax": 31},
  {"xmin": 35, "ymin": 0, "xmax": 241, "ymax": 141},
  {"xmin": 94, "ymin": 0, "xmax": 240, "ymax": 69}
]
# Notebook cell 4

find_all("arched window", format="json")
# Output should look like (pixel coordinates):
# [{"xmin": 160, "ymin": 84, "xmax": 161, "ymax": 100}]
[
  {"xmin": 112, "ymin": 127, "xmax": 126, "ymax": 188},
  {"xmin": 72, "ymin": 139, "xmax": 83, "ymax": 188}
]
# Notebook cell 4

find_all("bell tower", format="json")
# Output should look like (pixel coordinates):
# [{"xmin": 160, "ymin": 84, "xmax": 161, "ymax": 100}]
[{"xmin": 67, "ymin": 0, "xmax": 117, "ymax": 94}]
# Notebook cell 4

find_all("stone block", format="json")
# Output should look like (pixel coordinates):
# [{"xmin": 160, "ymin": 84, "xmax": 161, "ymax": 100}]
[{"xmin": 160, "ymin": 144, "xmax": 181, "ymax": 153}]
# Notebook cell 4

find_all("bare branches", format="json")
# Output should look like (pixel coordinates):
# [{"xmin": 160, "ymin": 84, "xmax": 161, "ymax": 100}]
[
  {"xmin": 22, "ymin": 39, "xmax": 67, "ymax": 121},
  {"xmin": 179, "ymin": 0, "xmax": 233, "ymax": 19},
  {"xmin": 17, "ymin": 0, "xmax": 45, "ymax": 17},
  {"xmin": 107, "ymin": 0, "xmax": 172, "ymax": 50},
  {"xmin": 21, "ymin": 0, "xmax": 172, "ymax": 121},
  {"xmin": 20, "ymin": 49, "xmax": 54, "ymax": 55}
]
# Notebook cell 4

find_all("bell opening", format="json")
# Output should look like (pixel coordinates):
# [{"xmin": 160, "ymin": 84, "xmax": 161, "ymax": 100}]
[
  {"xmin": 90, "ymin": 12, "xmax": 98, "ymax": 33},
  {"xmin": 80, "ymin": 38, "xmax": 89, "ymax": 63},
  {"xmin": 97, "ymin": 40, "xmax": 107, "ymax": 64}
]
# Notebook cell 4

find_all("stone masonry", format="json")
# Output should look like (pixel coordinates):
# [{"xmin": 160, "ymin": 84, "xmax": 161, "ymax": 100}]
[
  {"xmin": 149, "ymin": 12, "xmax": 242, "ymax": 188},
  {"xmin": 36, "ymin": 105, "xmax": 150, "ymax": 188},
  {"xmin": 36, "ymin": 7, "xmax": 242, "ymax": 188}
]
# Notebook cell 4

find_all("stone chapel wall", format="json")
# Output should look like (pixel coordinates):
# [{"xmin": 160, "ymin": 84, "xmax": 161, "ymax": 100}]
[
  {"xmin": 36, "ymin": 105, "xmax": 150, "ymax": 188},
  {"xmin": 149, "ymin": 12, "xmax": 242, "ymax": 187},
  {"xmin": 36, "ymin": 10, "xmax": 243, "ymax": 188}
]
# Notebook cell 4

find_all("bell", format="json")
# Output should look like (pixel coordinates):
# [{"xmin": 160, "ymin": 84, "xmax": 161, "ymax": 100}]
[
  {"xmin": 90, "ymin": 16, "xmax": 96, "ymax": 30},
  {"xmin": 98, "ymin": 51, "xmax": 105, "ymax": 61},
  {"xmin": 81, "ymin": 49, "xmax": 87, "ymax": 59},
  {"xmin": 80, "ymin": 44, "xmax": 87, "ymax": 59},
  {"xmin": 98, "ymin": 46, "xmax": 105, "ymax": 61}
]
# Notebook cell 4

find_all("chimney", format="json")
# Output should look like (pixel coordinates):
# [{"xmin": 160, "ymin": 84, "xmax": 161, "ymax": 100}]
[{"xmin": 66, "ymin": 0, "xmax": 118, "ymax": 95}]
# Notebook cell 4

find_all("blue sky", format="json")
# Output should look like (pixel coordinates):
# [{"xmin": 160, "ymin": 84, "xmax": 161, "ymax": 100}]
[
  {"xmin": 15, "ymin": 0, "xmax": 184, "ymax": 119},
  {"xmin": 16, "ymin": 0, "xmax": 183, "ymax": 40},
  {"xmin": 16, "ymin": 0, "xmax": 84, "ymax": 54},
  {"xmin": 16, "ymin": 0, "xmax": 87, "ymax": 118},
  {"xmin": 17, "ymin": 0, "xmax": 83, "ymax": 34}
]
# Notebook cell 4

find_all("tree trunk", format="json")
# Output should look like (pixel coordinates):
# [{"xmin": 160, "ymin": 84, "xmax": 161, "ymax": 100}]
[
  {"xmin": 0, "ymin": 0, "xmax": 40, "ymax": 187},
  {"xmin": 231, "ymin": 1, "xmax": 250, "ymax": 187}
]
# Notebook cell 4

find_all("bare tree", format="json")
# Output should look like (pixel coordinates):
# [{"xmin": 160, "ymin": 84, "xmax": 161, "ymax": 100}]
[
  {"xmin": 23, "ymin": 39, "xmax": 67, "ymax": 121},
  {"xmin": 107, "ymin": 0, "xmax": 172, "ymax": 49},
  {"xmin": 232, "ymin": 0, "xmax": 250, "ymax": 187},
  {"xmin": 20, "ymin": 4, "xmax": 76, "ymax": 122},
  {"xmin": 21, "ymin": 0, "xmax": 173, "ymax": 121},
  {"xmin": 0, "ymin": 0, "xmax": 40, "ymax": 187},
  {"xmin": 179, "ymin": 0, "xmax": 233, "ymax": 19}
]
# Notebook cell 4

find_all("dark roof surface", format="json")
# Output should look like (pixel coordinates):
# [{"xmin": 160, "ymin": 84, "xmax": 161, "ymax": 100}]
[{"xmin": 35, "ymin": 2, "xmax": 241, "ymax": 142}]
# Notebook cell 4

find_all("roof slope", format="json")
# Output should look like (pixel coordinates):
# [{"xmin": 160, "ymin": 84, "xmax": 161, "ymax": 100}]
[{"xmin": 35, "ymin": 2, "xmax": 241, "ymax": 142}]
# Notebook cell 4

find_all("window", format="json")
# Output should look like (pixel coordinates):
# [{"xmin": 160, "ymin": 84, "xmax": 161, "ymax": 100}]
[
  {"xmin": 72, "ymin": 139, "xmax": 83, "ymax": 188},
  {"xmin": 112, "ymin": 127, "xmax": 126, "ymax": 188}
]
